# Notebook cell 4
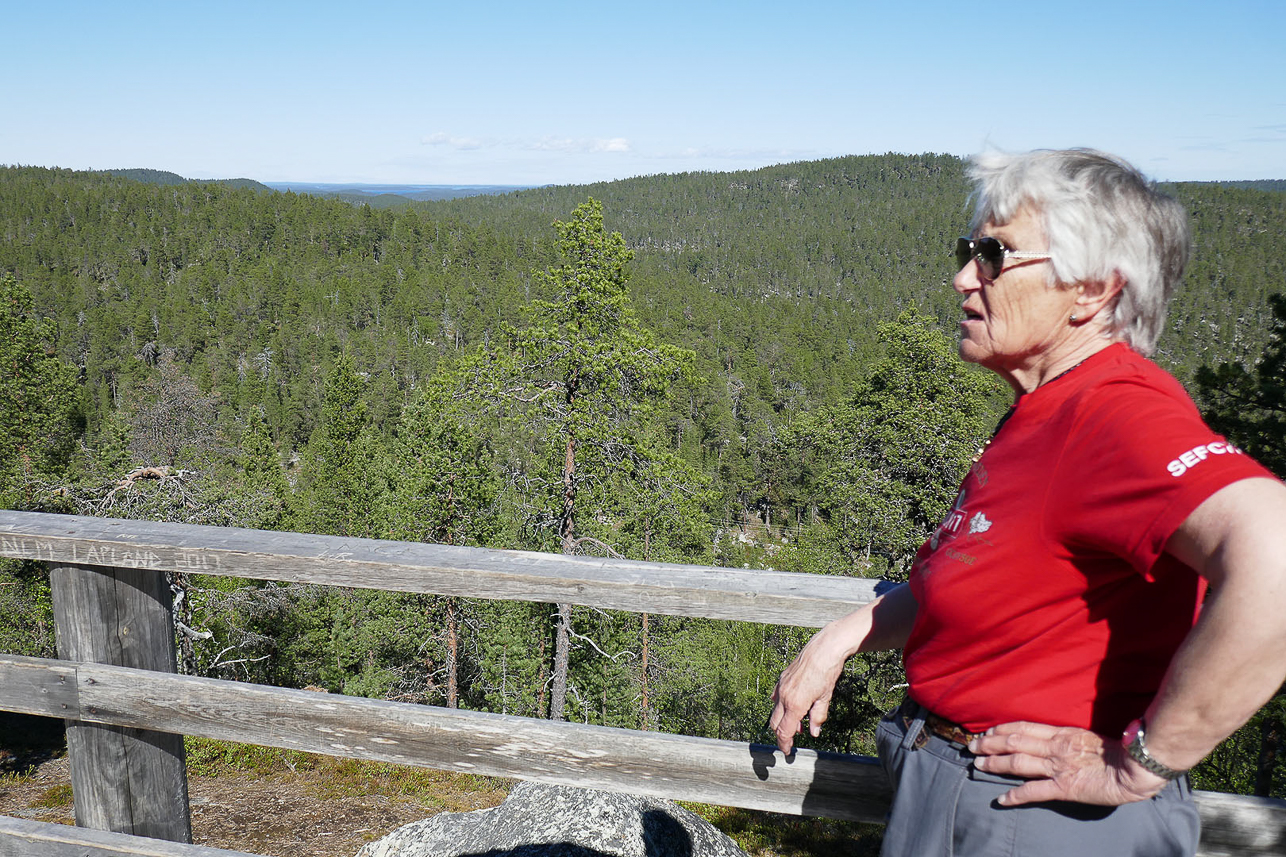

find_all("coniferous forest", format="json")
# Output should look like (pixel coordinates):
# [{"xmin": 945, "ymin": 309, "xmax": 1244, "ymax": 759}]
[{"xmin": 2, "ymin": 155, "xmax": 1285, "ymax": 796}]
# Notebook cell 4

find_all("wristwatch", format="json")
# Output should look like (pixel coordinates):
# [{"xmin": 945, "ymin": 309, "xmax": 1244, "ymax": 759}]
[{"xmin": 1123, "ymin": 718, "xmax": 1186, "ymax": 780}]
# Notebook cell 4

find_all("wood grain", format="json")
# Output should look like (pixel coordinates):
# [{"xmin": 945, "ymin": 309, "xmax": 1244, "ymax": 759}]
[
  {"xmin": 74, "ymin": 661, "xmax": 893, "ymax": 824},
  {"xmin": 0, "ymin": 815, "xmax": 261, "ymax": 857},
  {"xmin": 3, "ymin": 655, "xmax": 1285, "ymax": 853},
  {"xmin": 49, "ymin": 563, "xmax": 192, "ymax": 844},
  {"xmin": 1, "ymin": 511, "xmax": 881, "ymax": 628}
]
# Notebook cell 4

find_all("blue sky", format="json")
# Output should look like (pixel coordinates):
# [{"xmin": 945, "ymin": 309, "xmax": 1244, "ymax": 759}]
[{"xmin": 4, "ymin": 1, "xmax": 1284, "ymax": 185}]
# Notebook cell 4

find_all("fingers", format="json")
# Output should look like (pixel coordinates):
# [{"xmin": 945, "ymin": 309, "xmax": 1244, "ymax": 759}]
[
  {"xmin": 972, "ymin": 749, "xmax": 1054, "ymax": 780},
  {"xmin": 996, "ymin": 779, "xmax": 1066, "ymax": 807},
  {"xmin": 769, "ymin": 652, "xmax": 841, "ymax": 754},
  {"xmin": 768, "ymin": 687, "xmax": 800, "ymax": 754},
  {"xmin": 970, "ymin": 723, "xmax": 1104, "ymax": 762},
  {"xmin": 969, "ymin": 727, "xmax": 1057, "ymax": 761},
  {"xmin": 769, "ymin": 682, "xmax": 833, "ymax": 753},
  {"xmin": 807, "ymin": 693, "xmax": 832, "ymax": 737}
]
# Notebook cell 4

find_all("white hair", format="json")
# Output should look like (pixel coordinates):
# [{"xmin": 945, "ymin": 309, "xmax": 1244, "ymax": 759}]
[{"xmin": 967, "ymin": 148, "xmax": 1190, "ymax": 356}]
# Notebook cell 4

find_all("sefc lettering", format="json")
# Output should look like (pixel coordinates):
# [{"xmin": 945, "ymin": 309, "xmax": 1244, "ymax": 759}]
[{"xmin": 1167, "ymin": 441, "xmax": 1242, "ymax": 477}]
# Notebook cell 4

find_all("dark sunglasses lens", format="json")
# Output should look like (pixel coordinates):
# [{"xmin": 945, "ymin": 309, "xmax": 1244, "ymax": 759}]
[
  {"xmin": 978, "ymin": 238, "xmax": 1003, "ymax": 278},
  {"xmin": 956, "ymin": 237, "xmax": 1005, "ymax": 278}
]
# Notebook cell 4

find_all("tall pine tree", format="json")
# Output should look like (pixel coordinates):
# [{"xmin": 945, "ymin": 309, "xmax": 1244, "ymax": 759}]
[{"xmin": 444, "ymin": 199, "xmax": 708, "ymax": 720}]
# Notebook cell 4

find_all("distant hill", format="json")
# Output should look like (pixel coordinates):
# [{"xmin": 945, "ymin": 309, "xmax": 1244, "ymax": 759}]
[
  {"xmin": 266, "ymin": 182, "xmax": 532, "ymax": 207},
  {"xmin": 1173, "ymin": 179, "xmax": 1286, "ymax": 194},
  {"xmin": 103, "ymin": 168, "xmax": 272, "ymax": 193},
  {"xmin": 1211, "ymin": 179, "xmax": 1286, "ymax": 193},
  {"xmin": 100, "ymin": 170, "xmax": 520, "ymax": 203}
]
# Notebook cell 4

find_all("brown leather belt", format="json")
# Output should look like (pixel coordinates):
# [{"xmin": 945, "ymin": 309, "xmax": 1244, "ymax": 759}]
[
  {"xmin": 924, "ymin": 710, "xmax": 985, "ymax": 748},
  {"xmin": 900, "ymin": 698, "xmax": 985, "ymax": 750}
]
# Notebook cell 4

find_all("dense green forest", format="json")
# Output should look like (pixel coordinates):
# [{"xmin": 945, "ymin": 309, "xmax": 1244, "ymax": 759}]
[{"xmin": 2, "ymin": 155, "xmax": 1285, "ymax": 798}]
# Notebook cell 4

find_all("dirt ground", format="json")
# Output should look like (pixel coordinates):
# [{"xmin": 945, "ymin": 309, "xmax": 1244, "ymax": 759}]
[{"xmin": 0, "ymin": 714, "xmax": 508, "ymax": 857}]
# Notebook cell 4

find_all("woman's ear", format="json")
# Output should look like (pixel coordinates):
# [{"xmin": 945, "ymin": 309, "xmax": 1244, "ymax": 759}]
[{"xmin": 1071, "ymin": 271, "xmax": 1126, "ymax": 322}]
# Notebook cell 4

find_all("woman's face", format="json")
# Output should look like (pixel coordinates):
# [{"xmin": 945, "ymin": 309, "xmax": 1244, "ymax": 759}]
[{"xmin": 953, "ymin": 206, "xmax": 1078, "ymax": 378}]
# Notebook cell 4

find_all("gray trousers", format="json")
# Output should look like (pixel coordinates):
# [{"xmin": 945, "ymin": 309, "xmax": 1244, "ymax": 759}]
[{"xmin": 875, "ymin": 701, "xmax": 1200, "ymax": 857}]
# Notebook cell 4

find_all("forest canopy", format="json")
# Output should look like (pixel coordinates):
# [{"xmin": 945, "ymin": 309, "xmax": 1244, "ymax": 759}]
[{"xmin": 2, "ymin": 153, "xmax": 1284, "ymax": 794}]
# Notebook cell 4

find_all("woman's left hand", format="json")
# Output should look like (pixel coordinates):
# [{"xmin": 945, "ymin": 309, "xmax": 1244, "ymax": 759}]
[{"xmin": 968, "ymin": 721, "xmax": 1171, "ymax": 806}]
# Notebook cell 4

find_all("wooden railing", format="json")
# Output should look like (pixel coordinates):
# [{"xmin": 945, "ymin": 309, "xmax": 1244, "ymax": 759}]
[{"xmin": 1, "ymin": 509, "xmax": 1283, "ymax": 857}]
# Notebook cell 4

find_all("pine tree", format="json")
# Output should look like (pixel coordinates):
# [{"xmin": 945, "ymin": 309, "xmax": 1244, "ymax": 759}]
[
  {"xmin": 289, "ymin": 352, "xmax": 392, "ymax": 539},
  {"xmin": 1196, "ymin": 293, "xmax": 1286, "ymax": 479},
  {"xmin": 241, "ymin": 407, "xmax": 291, "ymax": 529},
  {"xmin": 446, "ymin": 198, "xmax": 708, "ymax": 720},
  {"xmin": 386, "ymin": 380, "xmax": 502, "ymax": 707},
  {"xmin": 0, "ymin": 274, "xmax": 78, "ymax": 509},
  {"xmin": 788, "ymin": 307, "xmax": 1002, "ymax": 579}
]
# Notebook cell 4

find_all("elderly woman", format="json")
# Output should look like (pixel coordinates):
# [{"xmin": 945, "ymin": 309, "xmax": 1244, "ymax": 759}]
[{"xmin": 769, "ymin": 148, "xmax": 1286, "ymax": 856}]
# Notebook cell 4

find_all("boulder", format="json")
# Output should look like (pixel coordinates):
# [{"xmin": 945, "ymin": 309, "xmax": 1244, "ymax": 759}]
[{"xmin": 356, "ymin": 781, "xmax": 749, "ymax": 857}]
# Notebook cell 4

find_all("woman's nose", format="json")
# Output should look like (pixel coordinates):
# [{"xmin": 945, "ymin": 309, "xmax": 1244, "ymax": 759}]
[{"xmin": 953, "ymin": 258, "xmax": 982, "ymax": 294}]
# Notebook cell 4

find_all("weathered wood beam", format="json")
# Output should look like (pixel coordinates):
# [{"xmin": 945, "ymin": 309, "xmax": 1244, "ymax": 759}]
[
  {"xmin": 1194, "ymin": 791, "xmax": 1286, "ymax": 857},
  {"xmin": 49, "ymin": 564, "xmax": 192, "ymax": 844},
  {"xmin": 0, "ymin": 511, "xmax": 882, "ymax": 628},
  {"xmin": 0, "ymin": 815, "xmax": 262, "ymax": 857},
  {"xmin": 0, "ymin": 655, "xmax": 892, "ymax": 824},
  {"xmin": 5, "ymin": 656, "xmax": 1286, "ymax": 856}
]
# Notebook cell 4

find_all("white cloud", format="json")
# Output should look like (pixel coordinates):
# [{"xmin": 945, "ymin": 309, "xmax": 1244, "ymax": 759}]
[
  {"xmin": 424, "ymin": 131, "xmax": 632, "ymax": 155},
  {"xmin": 422, "ymin": 132, "xmax": 487, "ymax": 150},
  {"xmin": 526, "ymin": 137, "xmax": 578, "ymax": 152},
  {"xmin": 525, "ymin": 135, "xmax": 632, "ymax": 154}
]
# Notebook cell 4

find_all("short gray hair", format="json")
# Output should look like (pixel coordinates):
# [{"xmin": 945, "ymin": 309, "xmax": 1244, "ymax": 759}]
[{"xmin": 967, "ymin": 148, "xmax": 1190, "ymax": 356}]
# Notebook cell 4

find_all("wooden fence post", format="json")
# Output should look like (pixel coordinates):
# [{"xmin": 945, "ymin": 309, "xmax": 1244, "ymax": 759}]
[{"xmin": 50, "ymin": 563, "xmax": 193, "ymax": 843}]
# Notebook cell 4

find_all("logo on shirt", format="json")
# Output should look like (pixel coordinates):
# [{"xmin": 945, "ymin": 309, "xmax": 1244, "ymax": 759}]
[
  {"xmin": 968, "ymin": 512, "xmax": 992, "ymax": 534},
  {"xmin": 1166, "ymin": 441, "xmax": 1243, "ymax": 477},
  {"xmin": 931, "ymin": 486, "xmax": 967, "ymax": 548}
]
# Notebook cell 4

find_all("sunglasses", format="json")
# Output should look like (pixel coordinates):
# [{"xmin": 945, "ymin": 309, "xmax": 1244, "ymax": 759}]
[{"xmin": 955, "ymin": 236, "xmax": 1053, "ymax": 281}]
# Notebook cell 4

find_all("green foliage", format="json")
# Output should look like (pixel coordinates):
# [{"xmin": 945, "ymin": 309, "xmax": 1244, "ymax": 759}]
[
  {"xmin": 127, "ymin": 349, "xmax": 219, "ymax": 467},
  {"xmin": 1192, "ymin": 291, "xmax": 1286, "ymax": 796},
  {"xmin": 386, "ymin": 378, "xmax": 501, "ymax": 547},
  {"xmin": 32, "ymin": 783, "xmax": 73, "ymax": 808},
  {"xmin": 319, "ymin": 589, "xmax": 442, "ymax": 699},
  {"xmin": 239, "ymin": 408, "xmax": 291, "ymax": 529},
  {"xmin": 182, "ymin": 735, "xmax": 511, "ymax": 810},
  {"xmin": 289, "ymin": 352, "xmax": 392, "ymax": 539},
  {"xmin": 0, "ymin": 559, "xmax": 55, "ymax": 657},
  {"xmin": 689, "ymin": 803, "xmax": 882, "ymax": 857},
  {"xmin": 0, "ymin": 274, "xmax": 78, "ymax": 508},
  {"xmin": 470, "ymin": 600, "xmax": 552, "ymax": 718},
  {"xmin": 1196, "ymin": 292, "xmax": 1286, "ymax": 478},
  {"xmin": 788, "ymin": 307, "xmax": 1003, "ymax": 578},
  {"xmin": 652, "ymin": 616, "xmax": 807, "ymax": 741}
]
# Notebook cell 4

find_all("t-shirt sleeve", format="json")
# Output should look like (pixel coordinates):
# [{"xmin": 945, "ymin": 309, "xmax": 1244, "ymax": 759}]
[{"xmin": 1046, "ymin": 377, "xmax": 1276, "ymax": 579}]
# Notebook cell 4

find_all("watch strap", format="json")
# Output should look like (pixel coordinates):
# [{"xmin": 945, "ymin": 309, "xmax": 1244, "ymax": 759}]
[{"xmin": 1124, "ymin": 718, "xmax": 1185, "ymax": 781}]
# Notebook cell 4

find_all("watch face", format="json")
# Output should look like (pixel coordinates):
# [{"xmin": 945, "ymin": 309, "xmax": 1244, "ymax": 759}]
[{"xmin": 1123, "ymin": 719, "xmax": 1143, "ymax": 746}]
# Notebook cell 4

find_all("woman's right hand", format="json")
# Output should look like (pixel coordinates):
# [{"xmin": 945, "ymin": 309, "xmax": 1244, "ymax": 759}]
[
  {"xmin": 768, "ymin": 582, "xmax": 917, "ymax": 755},
  {"xmin": 768, "ymin": 624, "xmax": 852, "ymax": 754}
]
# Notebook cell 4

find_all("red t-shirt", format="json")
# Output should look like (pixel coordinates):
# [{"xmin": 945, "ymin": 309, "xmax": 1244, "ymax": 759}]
[{"xmin": 903, "ymin": 343, "xmax": 1275, "ymax": 736}]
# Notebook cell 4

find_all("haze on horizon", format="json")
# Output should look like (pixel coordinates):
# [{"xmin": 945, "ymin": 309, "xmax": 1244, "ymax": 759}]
[{"xmin": 5, "ymin": 1, "xmax": 1285, "ymax": 187}]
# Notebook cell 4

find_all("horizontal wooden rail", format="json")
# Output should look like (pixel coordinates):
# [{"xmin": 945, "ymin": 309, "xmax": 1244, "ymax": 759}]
[
  {"xmin": 0, "ymin": 815, "xmax": 261, "ymax": 857},
  {"xmin": 5, "ymin": 654, "xmax": 1286, "ymax": 856},
  {"xmin": 0, "ymin": 654, "xmax": 892, "ymax": 824},
  {"xmin": 0, "ymin": 511, "xmax": 883, "ymax": 628}
]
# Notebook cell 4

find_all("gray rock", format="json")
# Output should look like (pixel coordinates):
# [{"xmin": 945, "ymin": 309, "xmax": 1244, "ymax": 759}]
[{"xmin": 356, "ymin": 781, "xmax": 749, "ymax": 857}]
